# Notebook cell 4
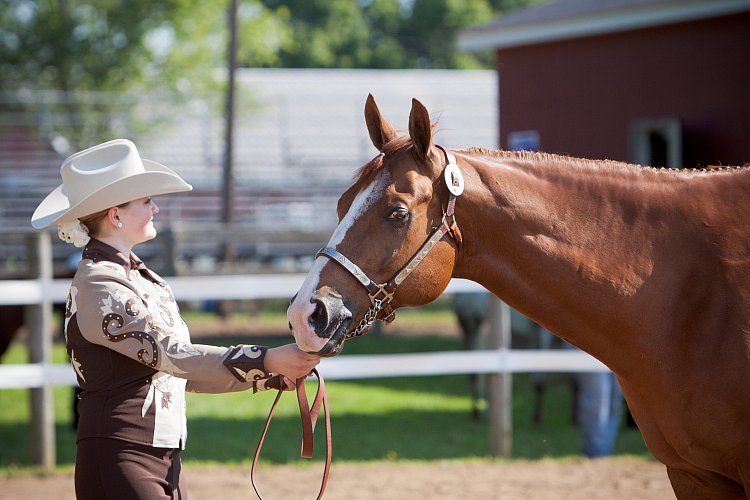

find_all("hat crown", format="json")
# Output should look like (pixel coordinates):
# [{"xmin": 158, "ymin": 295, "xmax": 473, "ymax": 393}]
[
  {"xmin": 61, "ymin": 139, "xmax": 146, "ymax": 206},
  {"xmin": 32, "ymin": 137, "xmax": 192, "ymax": 229}
]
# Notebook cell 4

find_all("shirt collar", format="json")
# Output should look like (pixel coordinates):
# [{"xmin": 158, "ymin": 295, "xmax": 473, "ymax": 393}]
[{"xmin": 82, "ymin": 239, "xmax": 146, "ymax": 272}]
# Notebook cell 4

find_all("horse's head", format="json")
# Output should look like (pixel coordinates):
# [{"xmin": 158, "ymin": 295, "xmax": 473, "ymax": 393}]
[{"xmin": 288, "ymin": 94, "xmax": 463, "ymax": 356}]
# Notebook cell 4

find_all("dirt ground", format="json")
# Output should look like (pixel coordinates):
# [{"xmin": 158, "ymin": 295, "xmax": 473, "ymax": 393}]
[
  {"xmin": 7, "ymin": 321, "xmax": 674, "ymax": 499},
  {"xmin": 2, "ymin": 457, "xmax": 675, "ymax": 499}
]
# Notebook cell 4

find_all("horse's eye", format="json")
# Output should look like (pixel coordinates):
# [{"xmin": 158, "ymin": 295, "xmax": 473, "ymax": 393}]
[{"xmin": 388, "ymin": 207, "xmax": 409, "ymax": 221}]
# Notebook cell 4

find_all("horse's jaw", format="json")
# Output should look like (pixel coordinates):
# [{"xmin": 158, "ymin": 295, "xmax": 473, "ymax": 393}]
[{"xmin": 316, "ymin": 334, "xmax": 348, "ymax": 357}]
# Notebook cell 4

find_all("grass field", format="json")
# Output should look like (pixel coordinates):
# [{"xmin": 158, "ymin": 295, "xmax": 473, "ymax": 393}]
[{"xmin": 0, "ymin": 316, "xmax": 651, "ymax": 470}]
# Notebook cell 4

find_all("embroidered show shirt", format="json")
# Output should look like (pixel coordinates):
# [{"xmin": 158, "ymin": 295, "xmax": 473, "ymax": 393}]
[{"xmin": 65, "ymin": 239, "xmax": 281, "ymax": 449}]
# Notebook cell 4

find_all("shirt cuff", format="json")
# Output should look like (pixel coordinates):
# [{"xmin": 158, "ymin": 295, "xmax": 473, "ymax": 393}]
[{"xmin": 223, "ymin": 345, "xmax": 271, "ymax": 383}]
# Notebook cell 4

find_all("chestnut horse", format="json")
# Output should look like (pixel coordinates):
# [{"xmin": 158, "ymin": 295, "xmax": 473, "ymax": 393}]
[{"xmin": 288, "ymin": 95, "xmax": 750, "ymax": 499}]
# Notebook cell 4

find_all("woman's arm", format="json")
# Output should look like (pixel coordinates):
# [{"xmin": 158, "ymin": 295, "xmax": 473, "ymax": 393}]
[{"xmin": 71, "ymin": 263, "xmax": 272, "ymax": 383}]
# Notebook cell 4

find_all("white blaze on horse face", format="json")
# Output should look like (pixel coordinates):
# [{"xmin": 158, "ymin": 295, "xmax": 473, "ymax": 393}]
[{"xmin": 289, "ymin": 171, "xmax": 390, "ymax": 353}]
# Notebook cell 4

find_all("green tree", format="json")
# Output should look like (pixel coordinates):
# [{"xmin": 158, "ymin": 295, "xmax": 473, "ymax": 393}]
[
  {"xmin": 400, "ymin": 0, "xmax": 496, "ymax": 69},
  {"xmin": 243, "ymin": 0, "xmax": 540, "ymax": 70},
  {"xmin": 0, "ymin": 0, "xmax": 543, "ymax": 147},
  {"xmin": 0, "ymin": 1, "xmax": 190, "ymax": 92},
  {"xmin": 364, "ymin": 0, "xmax": 416, "ymax": 68},
  {"xmin": 249, "ymin": 0, "xmax": 374, "ymax": 68},
  {"xmin": 0, "ymin": 0, "xmax": 226, "ymax": 148}
]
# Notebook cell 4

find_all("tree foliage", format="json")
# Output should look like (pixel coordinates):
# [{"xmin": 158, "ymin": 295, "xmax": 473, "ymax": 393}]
[
  {"xmin": 0, "ymin": 0, "xmax": 226, "ymax": 148},
  {"xmin": 1, "ymin": 0, "xmax": 182, "ymax": 92},
  {"xmin": 0, "ymin": 0, "xmax": 546, "ymax": 90},
  {"xmin": 0, "ymin": 0, "xmax": 543, "ymax": 147},
  {"xmin": 246, "ymin": 0, "xmax": 503, "ymax": 69}
]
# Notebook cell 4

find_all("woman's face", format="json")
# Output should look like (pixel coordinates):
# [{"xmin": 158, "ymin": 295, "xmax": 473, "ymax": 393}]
[{"xmin": 118, "ymin": 196, "xmax": 159, "ymax": 244}]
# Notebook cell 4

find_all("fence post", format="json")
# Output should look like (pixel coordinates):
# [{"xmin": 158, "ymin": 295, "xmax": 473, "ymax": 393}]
[
  {"xmin": 26, "ymin": 231, "xmax": 56, "ymax": 467},
  {"xmin": 488, "ymin": 296, "xmax": 512, "ymax": 457}
]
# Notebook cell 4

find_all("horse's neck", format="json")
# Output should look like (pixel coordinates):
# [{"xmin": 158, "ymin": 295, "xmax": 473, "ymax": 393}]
[{"xmin": 453, "ymin": 154, "xmax": 694, "ymax": 367}]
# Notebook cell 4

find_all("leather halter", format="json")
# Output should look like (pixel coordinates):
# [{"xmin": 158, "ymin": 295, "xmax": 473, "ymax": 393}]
[{"xmin": 316, "ymin": 145, "xmax": 463, "ymax": 340}]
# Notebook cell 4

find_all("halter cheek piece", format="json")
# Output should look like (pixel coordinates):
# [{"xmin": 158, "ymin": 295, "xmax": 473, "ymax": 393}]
[{"xmin": 316, "ymin": 145, "xmax": 464, "ymax": 340}]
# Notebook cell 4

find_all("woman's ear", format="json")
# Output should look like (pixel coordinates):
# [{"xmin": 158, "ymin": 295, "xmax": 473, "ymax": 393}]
[{"xmin": 107, "ymin": 207, "xmax": 120, "ymax": 228}]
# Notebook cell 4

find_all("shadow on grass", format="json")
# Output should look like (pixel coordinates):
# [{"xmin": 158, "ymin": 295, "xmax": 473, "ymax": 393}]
[
  {"xmin": 0, "ymin": 411, "xmax": 650, "ymax": 468},
  {"xmin": 1, "ymin": 335, "xmax": 651, "ymax": 468},
  {"xmin": 184, "ymin": 409, "xmax": 493, "ymax": 464},
  {"xmin": 182, "ymin": 408, "xmax": 649, "ymax": 464},
  {"xmin": 0, "ymin": 422, "xmax": 78, "ymax": 467},
  {"xmin": 0, "ymin": 373, "xmax": 650, "ymax": 468}
]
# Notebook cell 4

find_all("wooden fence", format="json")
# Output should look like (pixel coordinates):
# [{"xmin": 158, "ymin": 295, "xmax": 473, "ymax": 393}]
[{"xmin": 0, "ymin": 232, "xmax": 606, "ymax": 466}]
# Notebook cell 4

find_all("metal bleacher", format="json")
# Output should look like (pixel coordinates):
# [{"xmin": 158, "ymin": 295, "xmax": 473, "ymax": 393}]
[{"xmin": 0, "ymin": 69, "xmax": 497, "ymax": 272}]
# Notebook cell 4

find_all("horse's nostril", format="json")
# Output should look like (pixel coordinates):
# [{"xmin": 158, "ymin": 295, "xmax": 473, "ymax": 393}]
[{"xmin": 309, "ymin": 298, "xmax": 330, "ymax": 337}]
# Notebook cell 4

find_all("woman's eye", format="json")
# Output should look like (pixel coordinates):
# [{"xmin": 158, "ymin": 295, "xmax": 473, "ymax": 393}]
[{"xmin": 388, "ymin": 207, "xmax": 409, "ymax": 221}]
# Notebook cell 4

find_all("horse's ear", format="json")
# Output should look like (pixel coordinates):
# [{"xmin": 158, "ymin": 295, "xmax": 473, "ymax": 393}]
[
  {"xmin": 408, "ymin": 98, "xmax": 433, "ymax": 160},
  {"xmin": 364, "ymin": 94, "xmax": 396, "ymax": 152}
]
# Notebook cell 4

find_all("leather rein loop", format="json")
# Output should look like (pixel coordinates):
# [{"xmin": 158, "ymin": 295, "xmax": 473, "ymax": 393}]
[
  {"xmin": 251, "ymin": 368, "xmax": 331, "ymax": 500},
  {"xmin": 316, "ymin": 145, "xmax": 463, "ymax": 340}
]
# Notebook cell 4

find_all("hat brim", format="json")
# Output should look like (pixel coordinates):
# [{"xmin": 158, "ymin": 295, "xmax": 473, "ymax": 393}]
[{"xmin": 31, "ymin": 159, "xmax": 193, "ymax": 229}]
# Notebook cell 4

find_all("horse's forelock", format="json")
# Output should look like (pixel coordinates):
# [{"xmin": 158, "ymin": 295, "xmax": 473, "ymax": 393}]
[
  {"xmin": 353, "ymin": 154, "xmax": 383, "ymax": 187},
  {"xmin": 353, "ymin": 136, "xmax": 413, "ymax": 187},
  {"xmin": 353, "ymin": 120, "xmax": 444, "ymax": 188}
]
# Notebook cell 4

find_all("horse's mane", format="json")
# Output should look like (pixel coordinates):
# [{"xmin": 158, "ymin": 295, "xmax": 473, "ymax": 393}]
[
  {"xmin": 353, "ymin": 141, "xmax": 748, "ymax": 188},
  {"xmin": 462, "ymin": 147, "xmax": 750, "ymax": 174},
  {"xmin": 464, "ymin": 147, "xmax": 633, "ymax": 170}
]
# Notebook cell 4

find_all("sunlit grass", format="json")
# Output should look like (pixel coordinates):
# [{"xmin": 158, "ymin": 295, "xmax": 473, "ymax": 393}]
[{"xmin": 0, "ymin": 332, "xmax": 651, "ymax": 469}]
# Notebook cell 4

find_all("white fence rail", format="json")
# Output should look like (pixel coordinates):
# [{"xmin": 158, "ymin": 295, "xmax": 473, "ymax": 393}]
[
  {"xmin": 1, "ymin": 349, "xmax": 606, "ymax": 389},
  {"xmin": 4, "ymin": 273, "xmax": 484, "ymax": 304},
  {"xmin": 0, "ymin": 272, "xmax": 605, "ymax": 388},
  {"xmin": 2, "ymin": 232, "xmax": 607, "ymax": 466}
]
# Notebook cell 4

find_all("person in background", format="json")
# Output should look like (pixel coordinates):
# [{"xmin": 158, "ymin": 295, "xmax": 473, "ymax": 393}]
[
  {"xmin": 545, "ymin": 327, "xmax": 624, "ymax": 457},
  {"xmin": 32, "ymin": 139, "xmax": 320, "ymax": 500},
  {"xmin": 572, "ymin": 352, "xmax": 624, "ymax": 457}
]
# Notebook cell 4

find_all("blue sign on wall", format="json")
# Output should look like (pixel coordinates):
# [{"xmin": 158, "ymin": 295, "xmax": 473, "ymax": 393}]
[{"xmin": 507, "ymin": 130, "xmax": 540, "ymax": 152}]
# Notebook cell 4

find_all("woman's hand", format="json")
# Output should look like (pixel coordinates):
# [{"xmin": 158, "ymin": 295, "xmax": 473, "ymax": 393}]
[{"xmin": 264, "ymin": 343, "xmax": 321, "ymax": 380}]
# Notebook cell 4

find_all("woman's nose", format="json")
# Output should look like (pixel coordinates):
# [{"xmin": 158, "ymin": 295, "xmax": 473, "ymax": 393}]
[{"xmin": 152, "ymin": 201, "xmax": 159, "ymax": 214}]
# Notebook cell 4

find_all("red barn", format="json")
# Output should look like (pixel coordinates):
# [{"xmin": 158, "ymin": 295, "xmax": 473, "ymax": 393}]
[{"xmin": 458, "ymin": 0, "xmax": 750, "ymax": 168}]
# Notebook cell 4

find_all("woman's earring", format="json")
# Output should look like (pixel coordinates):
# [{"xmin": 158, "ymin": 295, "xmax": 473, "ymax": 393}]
[{"xmin": 117, "ymin": 221, "xmax": 123, "ymax": 228}]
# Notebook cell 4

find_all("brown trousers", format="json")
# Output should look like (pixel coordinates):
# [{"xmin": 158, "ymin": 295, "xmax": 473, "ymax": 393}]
[{"xmin": 75, "ymin": 438, "xmax": 187, "ymax": 500}]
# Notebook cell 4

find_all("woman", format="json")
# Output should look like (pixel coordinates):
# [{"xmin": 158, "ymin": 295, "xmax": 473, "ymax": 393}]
[{"xmin": 31, "ymin": 139, "xmax": 320, "ymax": 499}]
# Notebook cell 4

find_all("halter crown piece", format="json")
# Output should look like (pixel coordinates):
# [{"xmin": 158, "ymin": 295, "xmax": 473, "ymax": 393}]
[{"xmin": 316, "ymin": 144, "xmax": 463, "ymax": 341}]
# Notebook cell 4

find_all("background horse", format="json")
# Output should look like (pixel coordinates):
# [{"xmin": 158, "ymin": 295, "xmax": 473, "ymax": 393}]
[
  {"xmin": 288, "ymin": 94, "xmax": 750, "ymax": 498},
  {"xmin": 451, "ymin": 291, "xmax": 488, "ymax": 419},
  {"xmin": 452, "ymin": 292, "xmax": 580, "ymax": 425}
]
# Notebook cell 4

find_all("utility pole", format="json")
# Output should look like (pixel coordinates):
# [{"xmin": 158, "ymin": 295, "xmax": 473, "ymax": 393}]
[
  {"xmin": 221, "ymin": 0, "xmax": 238, "ymax": 266},
  {"xmin": 219, "ymin": 0, "xmax": 239, "ymax": 318}
]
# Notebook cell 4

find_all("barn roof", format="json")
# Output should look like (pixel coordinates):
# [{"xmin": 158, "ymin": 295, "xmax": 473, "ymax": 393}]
[{"xmin": 458, "ymin": 0, "xmax": 750, "ymax": 51}]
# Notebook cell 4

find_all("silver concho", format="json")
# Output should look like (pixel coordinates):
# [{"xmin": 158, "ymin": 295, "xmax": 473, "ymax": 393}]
[{"xmin": 443, "ymin": 163, "xmax": 464, "ymax": 196}]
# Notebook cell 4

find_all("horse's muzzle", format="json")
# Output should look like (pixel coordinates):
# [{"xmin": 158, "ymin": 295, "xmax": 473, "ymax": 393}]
[{"xmin": 303, "ymin": 293, "xmax": 351, "ymax": 354}]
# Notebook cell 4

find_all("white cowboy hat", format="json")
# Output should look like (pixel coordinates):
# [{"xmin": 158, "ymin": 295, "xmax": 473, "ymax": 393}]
[{"xmin": 31, "ymin": 139, "xmax": 192, "ymax": 229}]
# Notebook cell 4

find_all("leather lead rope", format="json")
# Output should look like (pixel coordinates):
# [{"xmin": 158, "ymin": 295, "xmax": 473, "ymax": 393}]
[{"xmin": 251, "ymin": 368, "xmax": 331, "ymax": 499}]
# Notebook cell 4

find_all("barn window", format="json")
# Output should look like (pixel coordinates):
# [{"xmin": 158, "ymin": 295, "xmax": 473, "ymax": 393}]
[{"xmin": 630, "ymin": 118, "xmax": 682, "ymax": 168}]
